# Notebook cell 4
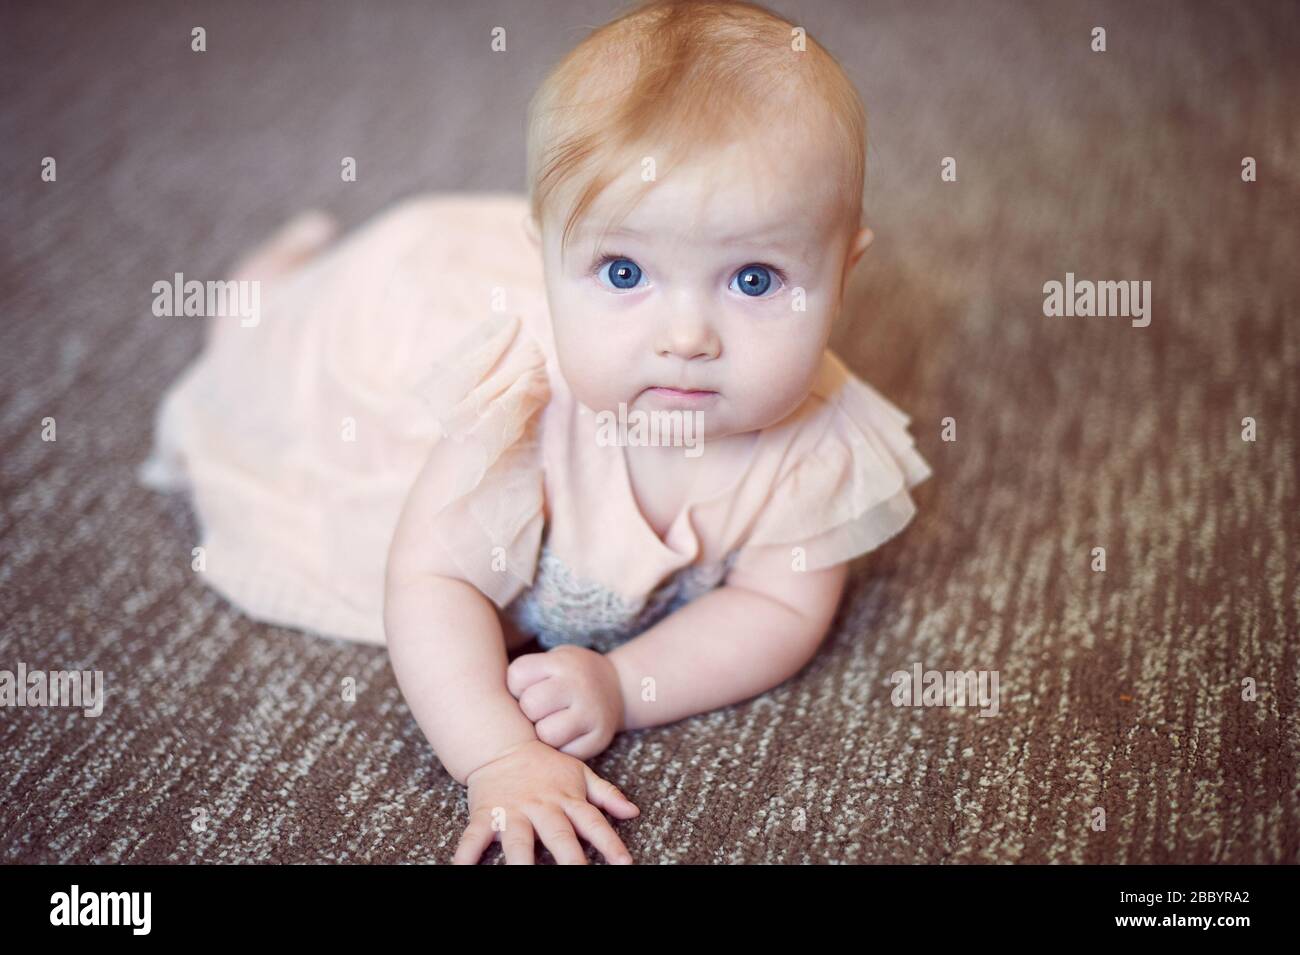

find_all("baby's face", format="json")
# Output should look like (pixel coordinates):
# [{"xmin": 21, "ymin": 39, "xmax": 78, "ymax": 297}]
[{"xmin": 532, "ymin": 139, "xmax": 873, "ymax": 442}]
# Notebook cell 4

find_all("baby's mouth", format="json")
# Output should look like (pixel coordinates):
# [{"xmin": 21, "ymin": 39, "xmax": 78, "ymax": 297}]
[{"xmin": 640, "ymin": 386, "xmax": 719, "ymax": 406}]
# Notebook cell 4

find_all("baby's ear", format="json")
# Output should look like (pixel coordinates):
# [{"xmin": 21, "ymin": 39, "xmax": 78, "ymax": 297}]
[
  {"xmin": 847, "ymin": 225, "xmax": 874, "ymax": 269},
  {"xmin": 523, "ymin": 212, "xmax": 541, "ymax": 249}
]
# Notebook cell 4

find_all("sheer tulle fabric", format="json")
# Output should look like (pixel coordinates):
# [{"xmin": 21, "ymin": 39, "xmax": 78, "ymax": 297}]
[{"xmin": 138, "ymin": 193, "xmax": 932, "ymax": 648}]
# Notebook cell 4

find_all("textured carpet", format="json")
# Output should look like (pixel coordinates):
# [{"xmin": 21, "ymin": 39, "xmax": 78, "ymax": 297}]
[{"xmin": 1, "ymin": 0, "xmax": 1296, "ymax": 864}]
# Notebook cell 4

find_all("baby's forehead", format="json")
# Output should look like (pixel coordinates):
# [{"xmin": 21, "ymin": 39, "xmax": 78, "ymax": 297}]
[
  {"xmin": 576, "ymin": 179, "xmax": 846, "ymax": 255},
  {"xmin": 571, "ymin": 133, "xmax": 851, "ymax": 244}
]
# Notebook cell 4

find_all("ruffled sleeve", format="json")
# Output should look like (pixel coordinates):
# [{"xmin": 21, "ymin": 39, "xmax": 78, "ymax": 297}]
[
  {"xmin": 734, "ymin": 355, "xmax": 932, "ymax": 573},
  {"xmin": 407, "ymin": 312, "xmax": 551, "ymax": 608}
]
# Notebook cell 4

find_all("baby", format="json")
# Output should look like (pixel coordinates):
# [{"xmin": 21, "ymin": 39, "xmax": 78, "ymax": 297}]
[{"xmin": 139, "ymin": 0, "xmax": 931, "ymax": 865}]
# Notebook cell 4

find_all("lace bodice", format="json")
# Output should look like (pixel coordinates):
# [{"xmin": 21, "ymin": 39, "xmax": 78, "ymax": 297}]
[{"xmin": 504, "ymin": 541, "xmax": 740, "ymax": 653}]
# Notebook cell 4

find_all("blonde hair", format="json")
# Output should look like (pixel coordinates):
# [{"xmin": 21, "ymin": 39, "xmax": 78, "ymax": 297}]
[{"xmin": 526, "ymin": 0, "xmax": 867, "ymax": 254}]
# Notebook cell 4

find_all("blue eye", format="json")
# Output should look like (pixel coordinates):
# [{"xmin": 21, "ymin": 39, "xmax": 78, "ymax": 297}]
[
  {"xmin": 732, "ymin": 264, "xmax": 779, "ymax": 297},
  {"xmin": 597, "ymin": 256, "xmax": 643, "ymax": 290}
]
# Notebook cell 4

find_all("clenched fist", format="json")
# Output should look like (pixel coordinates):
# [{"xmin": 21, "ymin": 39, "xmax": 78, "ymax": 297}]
[{"xmin": 506, "ymin": 645, "xmax": 625, "ymax": 761}]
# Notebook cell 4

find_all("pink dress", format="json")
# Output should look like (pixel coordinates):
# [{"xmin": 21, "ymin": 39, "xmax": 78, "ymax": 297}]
[{"xmin": 138, "ymin": 192, "xmax": 932, "ymax": 651}]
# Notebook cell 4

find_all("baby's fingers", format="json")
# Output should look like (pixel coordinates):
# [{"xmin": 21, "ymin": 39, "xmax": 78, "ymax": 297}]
[
  {"xmin": 558, "ymin": 727, "xmax": 606, "ymax": 762},
  {"xmin": 452, "ymin": 809, "xmax": 498, "ymax": 865},
  {"xmin": 500, "ymin": 814, "xmax": 537, "ymax": 865},
  {"xmin": 505, "ymin": 653, "xmax": 551, "ymax": 699},
  {"xmin": 530, "ymin": 807, "xmax": 588, "ymax": 865},
  {"xmin": 534, "ymin": 708, "xmax": 585, "ymax": 750},
  {"xmin": 583, "ymin": 768, "xmax": 641, "ymax": 819},
  {"xmin": 565, "ymin": 801, "xmax": 634, "ymax": 865}
]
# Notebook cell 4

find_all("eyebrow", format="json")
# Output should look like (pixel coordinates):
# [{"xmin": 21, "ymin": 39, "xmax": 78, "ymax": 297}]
[{"xmin": 587, "ymin": 223, "xmax": 816, "ymax": 261}]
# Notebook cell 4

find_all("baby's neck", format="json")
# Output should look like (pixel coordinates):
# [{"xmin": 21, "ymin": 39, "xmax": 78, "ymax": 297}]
[
  {"xmin": 622, "ymin": 431, "xmax": 757, "ymax": 541},
  {"xmin": 624, "ymin": 428, "xmax": 753, "ymax": 468},
  {"xmin": 622, "ymin": 429, "xmax": 759, "ymax": 506}
]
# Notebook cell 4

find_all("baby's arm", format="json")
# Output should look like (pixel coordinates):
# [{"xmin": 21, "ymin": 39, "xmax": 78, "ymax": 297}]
[
  {"xmin": 607, "ymin": 552, "xmax": 850, "ymax": 731},
  {"xmin": 384, "ymin": 516, "xmax": 537, "ymax": 786},
  {"xmin": 385, "ymin": 447, "xmax": 639, "ymax": 864},
  {"xmin": 385, "ymin": 575, "xmax": 538, "ymax": 786}
]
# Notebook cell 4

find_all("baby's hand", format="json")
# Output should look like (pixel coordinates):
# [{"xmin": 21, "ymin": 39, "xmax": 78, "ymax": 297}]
[
  {"xmin": 506, "ymin": 645, "xmax": 624, "ymax": 761},
  {"xmin": 454, "ymin": 739, "xmax": 639, "ymax": 864}
]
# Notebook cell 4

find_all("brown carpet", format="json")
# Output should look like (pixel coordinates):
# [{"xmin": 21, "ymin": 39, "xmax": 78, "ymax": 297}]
[{"xmin": 1, "ymin": 0, "xmax": 1296, "ymax": 864}]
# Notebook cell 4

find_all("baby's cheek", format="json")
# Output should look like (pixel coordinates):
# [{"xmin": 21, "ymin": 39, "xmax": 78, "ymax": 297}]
[
  {"xmin": 731, "ymin": 337, "xmax": 825, "ymax": 427},
  {"xmin": 553, "ymin": 322, "xmax": 634, "ymax": 406}
]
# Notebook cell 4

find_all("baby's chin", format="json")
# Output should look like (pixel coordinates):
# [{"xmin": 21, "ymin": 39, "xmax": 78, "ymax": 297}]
[
  {"xmin": 575, "ymin": 381, "xmax": 814, "ymax": 440},
  {"xmin": 626, "ymin": 391, "xmax": 804, "ymax": 441}
]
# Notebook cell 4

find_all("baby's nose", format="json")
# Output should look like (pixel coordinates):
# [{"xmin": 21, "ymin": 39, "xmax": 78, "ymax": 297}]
[{"xmin": 655, "ymin": 312, "xmax": 720, "ymax": 361}]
